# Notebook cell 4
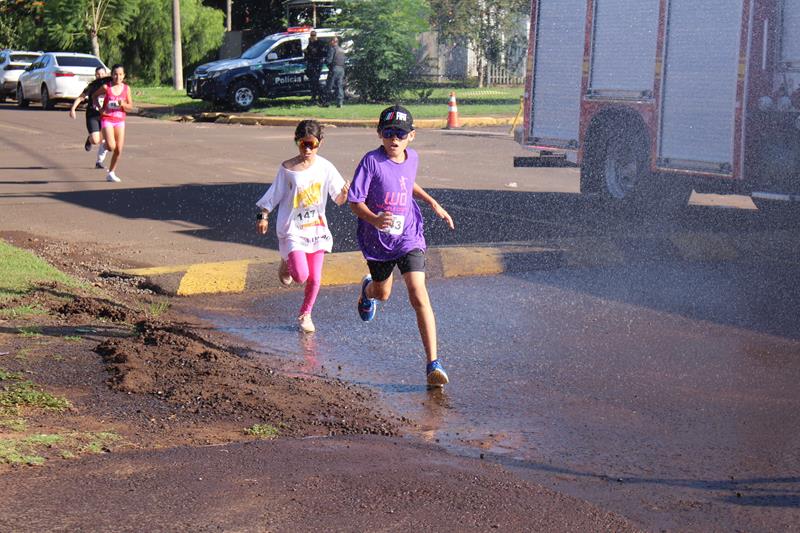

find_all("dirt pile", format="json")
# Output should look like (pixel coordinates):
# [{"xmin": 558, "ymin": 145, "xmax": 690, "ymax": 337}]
[
  {"xmin": 95, "ymin": 319, "xmax": 397, "ymax": 437},
  {"xmin": 1, "ymin": 231, "xmax": 399, "ymax": 452}
]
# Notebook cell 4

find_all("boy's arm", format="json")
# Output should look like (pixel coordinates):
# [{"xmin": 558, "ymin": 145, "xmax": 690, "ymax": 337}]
[
  {"xmin": 350, "ymin": 201, "xmax": 393, "ymax": 231},
  {"xmin": 412, "ymin": 183, "xmax": 455, "ymax": 229},
  {"xmin": 68, "ymin": 94, "xmax": 83, "ymax": 118}
]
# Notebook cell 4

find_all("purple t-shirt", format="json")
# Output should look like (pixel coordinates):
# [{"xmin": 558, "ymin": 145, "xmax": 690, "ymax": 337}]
[{"xmin": 348, "ymin": 147, "xmax": 426, "ymax": 262}]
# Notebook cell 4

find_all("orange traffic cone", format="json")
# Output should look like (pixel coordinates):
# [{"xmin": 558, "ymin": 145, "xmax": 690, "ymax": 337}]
[{"xmin": 446, "ymin": 91, "xmax": 461, "ymax": 129}]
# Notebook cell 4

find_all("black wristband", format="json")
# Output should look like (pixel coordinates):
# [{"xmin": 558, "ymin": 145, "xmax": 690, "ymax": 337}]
[{"xmin": 256, "ymin": 212, "xmax": 266, "ymax": 220}]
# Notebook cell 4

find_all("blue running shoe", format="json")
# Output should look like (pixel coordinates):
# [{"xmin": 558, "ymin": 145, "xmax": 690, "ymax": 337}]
[
  {"xmin": 357, "ymin": 275, "xmax": 376, "ymax": 321},
  {"xmin": 426, "ymin": 359, "xmax": 449, "ymax": 386}
]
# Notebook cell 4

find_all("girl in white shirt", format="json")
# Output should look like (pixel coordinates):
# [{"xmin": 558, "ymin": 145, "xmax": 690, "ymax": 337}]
[{"xmin": 256, "ymin": 120, "xmax": 350, "ymax": 333}]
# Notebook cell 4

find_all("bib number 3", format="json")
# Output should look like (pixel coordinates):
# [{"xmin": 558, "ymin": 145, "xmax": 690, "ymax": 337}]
[{"xmin": 380, "ymin": 214, "xmax": 405, "ymax": 235}]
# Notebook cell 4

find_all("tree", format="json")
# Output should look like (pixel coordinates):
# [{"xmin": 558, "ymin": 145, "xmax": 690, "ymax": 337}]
[
  {"xmin": 40, "ymin": 0, "xmax": 136, "ymax": 58},
  {"xmin": 0, "ymin": 0, "xmax": 46, "ymax": 50},
  {"xmin": 119, "ymin": 0, "xmax": 224, "ymax": 85},
  {"xmin": 337, "ymin": 0, "xmax": 431, "ymax": 102},
  {"xmin": 429, "ymin": 0, "xmax": 528, "ymax": 86}
]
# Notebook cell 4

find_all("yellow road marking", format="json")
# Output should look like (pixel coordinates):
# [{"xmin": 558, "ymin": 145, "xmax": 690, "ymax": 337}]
[
  {"xmin": 440, "ymin": 247, "xmax": 505, "ymax": 277},
  {"xmin": 122, "ymin": 264, "xmax": 192, "ymax": 276},
  {"xmin": 177, "ymin": 260, "xmax": 250, "ymax": 295},
  {"xmin": 321, "ymin": 253, "xmax": 367, "ymax": 285}
]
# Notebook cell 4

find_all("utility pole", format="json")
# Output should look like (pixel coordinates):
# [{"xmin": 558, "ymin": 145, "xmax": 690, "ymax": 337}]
[
  {"xmin": 172, "ymin": 0, "xmax": 184, "ymax": 90},
  {"xmin": 226, "ymin": 0, "xmax": 233, "ymax": 31}
]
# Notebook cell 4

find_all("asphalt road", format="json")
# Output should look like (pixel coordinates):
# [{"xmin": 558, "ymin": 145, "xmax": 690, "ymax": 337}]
[
  {"xmin": 3, "ymin": 103, "xmax": 800, "ymax": 531},
  {"xmin": 195, "ymin": 227, "xmax": 800, "ymax": 532}
]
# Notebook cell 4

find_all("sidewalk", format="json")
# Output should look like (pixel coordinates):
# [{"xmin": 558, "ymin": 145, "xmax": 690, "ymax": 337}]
[{"xmin": 134, "ymin": 102, "xmax": 516, "ymax": 129}]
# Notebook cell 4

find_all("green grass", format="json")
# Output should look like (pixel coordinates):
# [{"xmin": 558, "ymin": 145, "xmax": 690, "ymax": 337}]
[
  {"xmin": 0, "ymin": 369, "xmax": 22, "ymax": 381},
  {"xmin": 0, "ymin": 380, "xmax": 71, "ymax": 414},
  {"xmin": 135, "ymin": 85, "xmax": 523, "ymax": 119},
  {"xmin": 62, "ymin": 335, "xmax": 82, "ymax": 342},
  {"xmin": 146, "ymin": 301, "xmax": 171, "ymax": 318},
  {"xmin": 17, "ymin": 326, "xmax": 42, "ymax": 338},
  {"xmin": 0, "ymin": 434, "xmax": 62, "ymax": 465},
  {"xmin": 0, "ymin": 240, "xmax": 82, "ymax": 302},
  {"xmin": 0, "ymin": 417, "xmax": 27, "ymax": 432},
  {"xmin": 244, "ymin": 423, "xmax": 280, "ymax": 439},
  {"xmin": 0, "ymin": 304, "xmax": 47, "ymax": 319},
  {"xmin": 0, "ymin": 431, "xmax": 120, "ymax": 465}
]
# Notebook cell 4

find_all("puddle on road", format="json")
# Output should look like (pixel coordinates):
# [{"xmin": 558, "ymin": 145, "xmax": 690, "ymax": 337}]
[
  {"xmin": 197, "ymin": 281, "xmax": 540, "ymax": 463},
  {"xmin": 198, "ymin": 268, "xmax": 800, "ymax": 532}
]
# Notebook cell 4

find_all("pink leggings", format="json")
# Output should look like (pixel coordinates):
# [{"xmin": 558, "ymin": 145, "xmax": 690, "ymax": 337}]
[{"xmin": 287, "ymin": 250, "xmax": 325, "ymax": 315}]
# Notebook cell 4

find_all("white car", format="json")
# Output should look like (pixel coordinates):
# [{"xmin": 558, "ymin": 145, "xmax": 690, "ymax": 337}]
[
  {"xmin": 16, "ymin": 52, "xmax": 106, "ymax": 109},
  {"xmin": 0, "ymin": 49, "xmax": 41, "ymax": 102}
]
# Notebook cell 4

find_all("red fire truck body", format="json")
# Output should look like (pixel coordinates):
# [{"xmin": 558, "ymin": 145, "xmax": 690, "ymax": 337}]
[{"xmin": 518, "ymin": 0, "xmax": 800, "ymax": 207}]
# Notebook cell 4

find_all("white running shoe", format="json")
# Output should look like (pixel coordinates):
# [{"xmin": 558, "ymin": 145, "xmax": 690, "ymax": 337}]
[
  {"xmin": 298, "ymin": 313, "xmax": 315, "ymax": 333},
  {"xmin": 106, "ymin": 171, "xmax": 121, "ymax": 182}
]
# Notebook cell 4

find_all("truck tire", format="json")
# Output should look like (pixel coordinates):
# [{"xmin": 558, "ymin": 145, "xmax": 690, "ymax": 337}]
[
  {"xmin": 227, "ymin": 79, "xmax": 257, "ymax": 112},
  {"xmin": 582, "ymin": 114, "xmax": 690, "ymax": 210}
]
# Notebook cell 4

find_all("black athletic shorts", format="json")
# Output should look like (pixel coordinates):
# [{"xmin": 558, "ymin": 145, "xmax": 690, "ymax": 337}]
[
  {"xmin": 367, "ymin": 248, "xmax": 426, "ymax": 282},
  {"xmin": 85, "ymin": 112, "xmax": 102, "ymax": 134}
]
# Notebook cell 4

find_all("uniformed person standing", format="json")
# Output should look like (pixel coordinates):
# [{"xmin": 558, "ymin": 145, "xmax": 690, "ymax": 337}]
[
  {"xmin": 324, "ymin": 36, "xmax": 346, "ymax": 108},
  {"xmin": 304, "ymin": 30, "xmax": 327, "ymax": 105}
]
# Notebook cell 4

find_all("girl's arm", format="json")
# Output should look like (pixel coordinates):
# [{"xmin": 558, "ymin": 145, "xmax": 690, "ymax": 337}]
[
  {"xmin": 334, "ymin": 180, "xmax": 350, "ymax": 206},
  {"xmin": 121, "ymin": 85, "xmax": 133, "ymax": 113},
  {"xmin": 412, "ymin": 183, "xmax": 454, "ymax": 229}
]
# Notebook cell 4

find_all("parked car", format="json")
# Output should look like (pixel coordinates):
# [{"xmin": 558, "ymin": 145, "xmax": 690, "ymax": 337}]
[
  {"xmin": 187, "ymin": 27, "xmax": 340, "ymax": 111},
  {"xmin": 16, "ymin": 52, "xmax": 106, "ymax": 109},
  {"xmin": 0, "ymin": 50, "xmax": 41, "ymax": 102}
]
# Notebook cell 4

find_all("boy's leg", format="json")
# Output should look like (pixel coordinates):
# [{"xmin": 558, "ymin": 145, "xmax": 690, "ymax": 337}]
[
  {"xmin": 357, "ymin": 261, "xmax": 394, "ymax": 322},
  {"xmin": 364, "ymin": 273, "xmax": 392, "ymax": 301},
  {"xmin": 402, "ymin": 271, "xmax": 437, "ymax": 363},
  {"xmin": 299, "ymin": 251, "xmax": 324, "ymax": 316}
]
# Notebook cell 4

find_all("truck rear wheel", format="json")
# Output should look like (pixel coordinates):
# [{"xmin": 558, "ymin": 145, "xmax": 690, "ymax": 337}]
[
  {"xmin": 582, "ymin": 115, "xmax": 690, "ymax": 210},
  {"xmin": 582, "ymin": 121, "xmax": 648, "ymax": 201},
  {"xmin": 227, "ymin": 79, "xmax": 256, "ymax": 112}
]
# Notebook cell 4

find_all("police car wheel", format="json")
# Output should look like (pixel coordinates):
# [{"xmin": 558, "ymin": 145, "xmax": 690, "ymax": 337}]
[{"xmin": 228, "ymin": 79, "xmax": 256, "ymax": 111}]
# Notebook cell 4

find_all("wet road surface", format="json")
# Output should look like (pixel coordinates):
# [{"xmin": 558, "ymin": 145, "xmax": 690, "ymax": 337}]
[{"xmin": 200, "ymin": 255, "xmax": 800, "ymax": 532}]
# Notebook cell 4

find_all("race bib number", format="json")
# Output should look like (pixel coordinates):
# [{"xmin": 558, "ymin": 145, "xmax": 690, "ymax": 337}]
[
  {"xmin": 108, "ymin": 100, "xmax": 120, "ymax": 109},
  {"xmin": 380, "ymin": 214, "xmax": 405, "ymax": 235},
  {"xmin": 295, "ymin": 209, "xmax": 322, "ymax": 229}
]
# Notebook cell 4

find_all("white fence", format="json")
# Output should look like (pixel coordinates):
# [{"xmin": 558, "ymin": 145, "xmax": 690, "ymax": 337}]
[{"xmin": 486, "ymin": 63, "xmax": 525, "ymax": 86}]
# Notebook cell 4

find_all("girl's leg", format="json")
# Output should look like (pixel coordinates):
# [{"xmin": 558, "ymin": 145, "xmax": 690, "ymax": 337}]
[
  {"xmin": 108, "ymin": 124, "xmax": 125, "ymax": 172},
  {"xmin": 287, "ymin": 250, "xmax": 310, "ymax": 284},
  {"xmin": 102, "ymin": 124, "xmax": 116, "ymax": 153},
  {"xmin": 299, "ymin": 251, "xmax": 325, "ymax": 315},
  {"xmin": 402, "ymin": 271, "xmax": 437, "ymax": 363}
]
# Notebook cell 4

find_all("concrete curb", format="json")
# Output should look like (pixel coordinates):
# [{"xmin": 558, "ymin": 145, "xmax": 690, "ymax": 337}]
[
  {"xmin": 134, "ymin": 106, "xmax": 515, "ymax": 129},
  {"xmin": 109, "ymin": 228, "xmax": 798, "ymax": 297},
  {"xmin": 196, "ymin": 113, "xmax": 515, "ymax": 129}
]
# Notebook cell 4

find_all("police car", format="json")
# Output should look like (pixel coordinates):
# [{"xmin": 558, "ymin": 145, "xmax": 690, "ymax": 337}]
[{"xmin": 186, "ymin": 27, "xmax": 338, "ymax": 111}]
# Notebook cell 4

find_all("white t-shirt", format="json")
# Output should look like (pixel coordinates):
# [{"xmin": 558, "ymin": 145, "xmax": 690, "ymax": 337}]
[{"xmin": 256, "ymin": 155, "xmax": 346, "ymax": 258}]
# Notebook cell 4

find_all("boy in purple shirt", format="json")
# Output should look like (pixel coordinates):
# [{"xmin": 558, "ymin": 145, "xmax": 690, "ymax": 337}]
[{"xmin": 348, "ymin": 105, "xmax": 455, "ymax": 386}]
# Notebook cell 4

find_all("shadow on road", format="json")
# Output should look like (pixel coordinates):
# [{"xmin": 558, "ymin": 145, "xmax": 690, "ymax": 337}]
[{"xmin": 43, "ymin": 182, "xmax": 798, "ymax": 255}]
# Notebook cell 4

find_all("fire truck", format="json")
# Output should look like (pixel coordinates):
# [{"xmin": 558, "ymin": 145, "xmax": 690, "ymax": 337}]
[{"xmin": 515, "ymin": 0, "xmax": 800, "ymax": 210}]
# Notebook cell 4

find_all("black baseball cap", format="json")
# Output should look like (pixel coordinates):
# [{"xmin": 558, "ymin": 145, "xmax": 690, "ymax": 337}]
[{"xmin": 377, "ymin": 104, "xmax": 414, "ymax": 133}]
